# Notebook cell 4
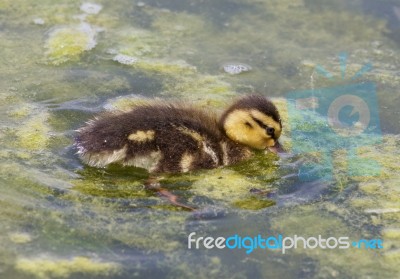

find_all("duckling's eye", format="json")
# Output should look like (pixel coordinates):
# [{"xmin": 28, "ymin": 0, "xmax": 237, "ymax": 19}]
[
  {"xmin": 245, "ymin": 122, "xmax": 253, "ymax": 128},
  {"xmin": 266, "ymin": 127, "xmax": 275, "ymax": 136}
]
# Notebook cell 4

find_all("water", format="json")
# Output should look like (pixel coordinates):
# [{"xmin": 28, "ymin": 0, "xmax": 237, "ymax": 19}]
[{"xmin": 1, "ymin": 0, "xmax": 400, "ymax": 278}]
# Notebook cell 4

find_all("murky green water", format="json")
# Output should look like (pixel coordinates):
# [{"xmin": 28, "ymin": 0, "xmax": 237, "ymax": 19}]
[{"xmin": 1, "ymin": 0, "xmax": 400, "ymax": 278}]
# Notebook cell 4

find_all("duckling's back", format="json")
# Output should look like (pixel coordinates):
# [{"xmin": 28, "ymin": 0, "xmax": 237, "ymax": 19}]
[{"xmin": 75, "ymin": 104, "xmax": 250, "ymax": 173}]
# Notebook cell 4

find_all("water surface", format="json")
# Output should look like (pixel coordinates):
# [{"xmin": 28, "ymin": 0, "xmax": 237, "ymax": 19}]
[{"xmin": 1, "ymin": 0, "xmax": 400, "ymax": 278}]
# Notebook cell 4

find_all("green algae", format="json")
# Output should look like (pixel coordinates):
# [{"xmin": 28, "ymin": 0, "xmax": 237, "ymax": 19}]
[
  {"xmin": 15, "ymin": 256, "xmax": 120, "ymax": 279},
  {"xmin": 189, "ymin": 169, "xmax": 268, "ymax": 203},
  {"xmin": 266, "ymin": 98, "xmax": 400, "ymax": 277},
  {"xmin": 45, "ymin": 24, "xmax": 98, "ymax": 65},
  {"xmin": 0, "ymin": 0, "xmax": 400, "ymax": 278},
  {"xmin": 103, "ymin": 94, "xmax": 154, "ymax": 111},
  {"xmin": 0, "ymin": 0, "xmax": 81, "ymax": 26},
  {"xmin": 15, "ymin": 112, "xmax": 50, "ymax": 151},
  {"xmin": 9, "ymin": 232, "xmax": 33, "ymax": 244},
  {"xmin": 72, "ymin": 166, "xmax": 147, "ymax": 198},
  {"xmin": 162, "ymin": 254, "xmax": 233, "ymax": 279},
  {"xmin": 232, "ymin": 196, "xmax": 276, "ymax": 210},
  {"xmin": 268, "ymin": 132, "xmax": 400, "ymax": 278},
  {"xmin": 134, "ymin": 58, "xmax": 197, "ymax": 75},
  {"xmin": 150, "ymin": 9, "xmax": 207, "ymax": 39},
  {"xmin": 7, "ymin": 103, "xmax": 36, "ymax": 119},
  {"xmin": 162, "ymin": 73, "xmax": 237, "ymax": 105},
  {"xmin": 268, "ymin": 206, "xmax": 398, "ymax": 278},
  {"xmin": 110, "ymin": 28, "xmax": 166, "ymax": 59}
]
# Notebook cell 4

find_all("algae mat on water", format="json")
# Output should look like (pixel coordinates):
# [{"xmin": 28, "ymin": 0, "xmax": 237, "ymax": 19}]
[{"xmin": 0, "ymin": 0, "xmax": 400, "ymax": 278}]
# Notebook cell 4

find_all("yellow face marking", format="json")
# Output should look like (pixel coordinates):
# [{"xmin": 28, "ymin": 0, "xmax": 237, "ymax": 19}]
[
  {"xmin": 180, "ymin": 152, "xmax": 194, "ymax": 172},
  {"xmin": 250, "ymin": 109, "xmax": 282, "ymax": 139},
  {"xmin": 223, "ymin": 109, "xmax": 281, "ymax": 150},
  {"xmin": 128, "ymin": 130, "xmax": 155, "ymax": 142}
]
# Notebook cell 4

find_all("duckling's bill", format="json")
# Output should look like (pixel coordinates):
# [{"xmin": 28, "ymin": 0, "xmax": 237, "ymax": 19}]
[{"xmin": 267, "ymin": 141, "xmax": 285, "ymax": 154}]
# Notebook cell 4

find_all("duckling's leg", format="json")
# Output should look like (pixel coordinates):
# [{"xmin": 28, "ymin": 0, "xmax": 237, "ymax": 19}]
[{"xmin": 145, "ymin": 177, "xmax": 195, "ymax": 211}]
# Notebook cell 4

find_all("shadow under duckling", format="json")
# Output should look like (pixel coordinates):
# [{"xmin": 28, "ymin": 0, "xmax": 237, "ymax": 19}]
[{"xmin": 74, "ymin": 94, "xmax": 283, "ymax": 210}]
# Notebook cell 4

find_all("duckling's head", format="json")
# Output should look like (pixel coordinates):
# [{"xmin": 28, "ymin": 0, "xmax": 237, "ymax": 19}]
[{"xmin": 220, "ymin": 95, "xmax": 282, "ymax": 150}]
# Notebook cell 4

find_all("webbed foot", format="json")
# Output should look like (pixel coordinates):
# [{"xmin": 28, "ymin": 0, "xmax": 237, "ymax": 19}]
[{"xmin": 145, "ymin": 177, "xmax": 196, "ymax": 211}]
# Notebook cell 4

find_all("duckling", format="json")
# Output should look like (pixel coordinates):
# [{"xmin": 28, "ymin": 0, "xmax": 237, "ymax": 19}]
[{"xmin": 74, "ymin": 94, "xmax": 282, "ymax": 173}]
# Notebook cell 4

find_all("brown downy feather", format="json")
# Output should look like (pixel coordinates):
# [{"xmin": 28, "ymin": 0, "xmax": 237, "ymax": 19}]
[{"xmin": 75, "ymin": 103, "xmax": 250, "ymax": 172}]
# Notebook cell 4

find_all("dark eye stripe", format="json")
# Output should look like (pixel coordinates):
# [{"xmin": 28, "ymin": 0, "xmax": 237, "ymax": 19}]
[
  {"xmin": 251, "ymin": 117, "xmax": 267, "ymax": 129},
  {"xmin": 251, "ymin": 116, "xmax": 275, "ymax": 138},
  {"xmin": 245, "ymin": 121, "xmax": 253, "ymax": 128}
]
